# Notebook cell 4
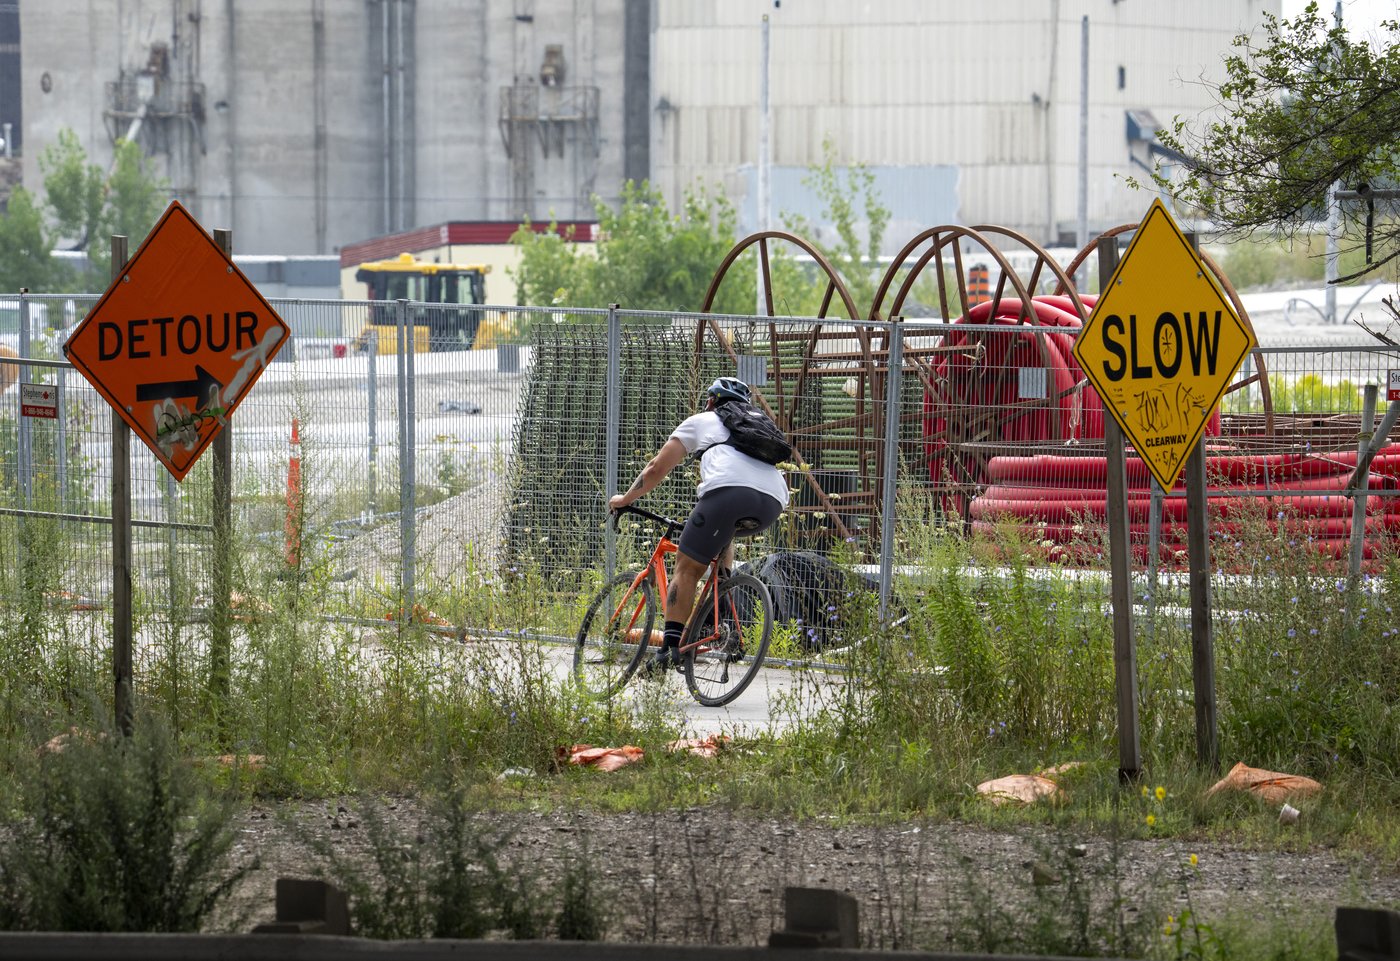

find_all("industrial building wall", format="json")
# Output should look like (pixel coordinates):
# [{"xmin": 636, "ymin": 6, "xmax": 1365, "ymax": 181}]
[
  {"xmin": 18, "ymin": 0, "xmax": 1276, "ymax": 257},
  {"xmin": 651, "ymin": 0, "xmax": 1280, "ymax": 245},
  {"xmin": 471, "ymin": 0, "xmax": 628, "ymax": 224},
  {"xmin": 18, "ymin": 0, "xmax": 628, "ymax": 255}
]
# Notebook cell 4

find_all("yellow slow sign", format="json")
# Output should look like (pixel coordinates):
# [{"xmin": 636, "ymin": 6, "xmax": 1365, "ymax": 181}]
[{"xmin": 1071, "ymin": 199, "xmax": 1257, "ymax": 491}]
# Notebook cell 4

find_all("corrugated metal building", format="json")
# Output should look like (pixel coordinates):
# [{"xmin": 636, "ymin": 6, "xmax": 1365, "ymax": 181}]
[
  {"xmin": 15, "ymin": 0, "xmax": 1276, "ymax": 257},
  {"xmin": 653, "ymin": 0, "xmax": 1279, "ymax": 248}
]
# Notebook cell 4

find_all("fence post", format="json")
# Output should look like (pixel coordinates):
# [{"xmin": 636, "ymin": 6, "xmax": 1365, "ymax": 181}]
[
  {"xmin": 57, "ymin": 367, "xmax": 68, "ymax": 513},
  {"xmin": 367, "ymin": 325, "xmax": 378, "ymax": 518},
  {"xmin": 604, "ymin": 304, "xmax": 621, "ymax": 581},
  {"xmin": 878, "ymin": 318, "xmax": 903, "ymax": 622},
  {"xmin": 406, "ymin": 302, "xmax": 418, "ymax": 607},
  {"xmin": 396, "ymin": 298, "xmax": 416, "ymax": 613},
  {"xmin": 15, "ymin": 287, "xmax": 30, "ymax": 588},
  {"xmin": 16, "ymin": 288, "xmax": 31, "ymax": 513},
  {"xmin": 1349, "ymin": 383, "xmax": 1379, "ymax": 581}
]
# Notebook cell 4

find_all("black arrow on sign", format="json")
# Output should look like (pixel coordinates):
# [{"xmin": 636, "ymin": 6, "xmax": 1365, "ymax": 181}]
[{"xmin": 136, "ymin": 365, "xmax": 224, "ymax": 405}]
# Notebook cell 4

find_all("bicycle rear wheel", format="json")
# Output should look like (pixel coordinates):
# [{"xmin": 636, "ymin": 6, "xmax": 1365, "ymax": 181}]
[
  {"xmin": 573, "ymin": 571, "xmax": 656, "ymax": 698},
  {"xmin": 682, "ymin": 572, "xmax": 773, "ymax": 707}
]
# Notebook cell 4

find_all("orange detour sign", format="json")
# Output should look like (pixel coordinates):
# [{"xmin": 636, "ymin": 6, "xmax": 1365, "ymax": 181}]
[{"xmin": 63, "ymin": 201, "xmax": 290, "ymax": 480}]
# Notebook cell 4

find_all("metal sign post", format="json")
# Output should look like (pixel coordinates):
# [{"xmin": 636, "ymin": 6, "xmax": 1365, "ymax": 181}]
[{"xmin": 209, "ymin": 228, "xmax": 235, "ymax": 717}]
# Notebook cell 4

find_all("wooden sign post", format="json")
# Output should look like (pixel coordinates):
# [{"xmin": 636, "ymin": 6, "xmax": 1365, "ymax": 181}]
[
  {"xmin": 63, "ymin": 203, "xmax": 290, "ymax": 734},
  {"xmin": 1071, "ymin": 201, "xmax": 1257, "ymax": 774}
]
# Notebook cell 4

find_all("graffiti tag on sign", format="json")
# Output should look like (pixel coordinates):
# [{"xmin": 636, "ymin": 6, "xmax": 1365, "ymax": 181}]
[
  {"xmin": 62, "ymin": 201, "xmax": 290, "ymax": 480},
  {"xmin": 1071, "ymin": 199, "xmax": 1258, "ymax": 491}
]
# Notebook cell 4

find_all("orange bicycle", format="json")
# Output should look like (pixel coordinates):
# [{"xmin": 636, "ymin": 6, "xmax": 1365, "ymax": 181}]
[{"xmin": 573, "ymin": 505, "xmax": 774, "ymax": 706}]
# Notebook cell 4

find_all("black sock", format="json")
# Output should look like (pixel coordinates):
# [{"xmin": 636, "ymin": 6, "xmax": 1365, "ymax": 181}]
[{"xmin": 662, "ymin": 620, "xmax": 685, "ymax": 650}]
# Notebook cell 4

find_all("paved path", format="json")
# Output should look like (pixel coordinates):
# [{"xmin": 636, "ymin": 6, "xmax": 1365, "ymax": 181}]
[{"xmin": 533, "ymin": 638, "xmax": 835, "ymax": 737}]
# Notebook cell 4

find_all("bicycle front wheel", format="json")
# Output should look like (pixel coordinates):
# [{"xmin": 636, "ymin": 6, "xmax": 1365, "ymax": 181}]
[
  {"xmin": 573, "ymin": 571, "xmax": 656, "ymax": 698},
  {"xmin": 683, "ymin": 572, "xmax": 773, "ymax": 707}
]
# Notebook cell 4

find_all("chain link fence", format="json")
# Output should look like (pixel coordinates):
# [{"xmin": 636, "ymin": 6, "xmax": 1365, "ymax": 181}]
[{"xmin": 4, "ymin": 292, "xmax": 1399, "ymax": 651}]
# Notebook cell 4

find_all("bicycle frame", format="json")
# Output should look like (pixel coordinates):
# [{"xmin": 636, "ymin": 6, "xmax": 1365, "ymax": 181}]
[
  {"xmin": 604, "ymin": 534, "xmax": 677, "ymax": 645},
  {"xmin": 679, "ymin": 566, "xmax": 731, "ymax": 658},
  {"xmin": 610, "ymin": 505, "xmax": 730, "ymax": 654},
  {"xmin": 638, "ymin": 534, "xmax": 677, "ymax": 615}
]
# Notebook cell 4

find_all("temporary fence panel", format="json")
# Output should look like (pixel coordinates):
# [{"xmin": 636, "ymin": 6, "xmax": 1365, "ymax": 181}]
[{"xmin": 3, "ymin": 296, "xmax": 1399, "ymax": 653}]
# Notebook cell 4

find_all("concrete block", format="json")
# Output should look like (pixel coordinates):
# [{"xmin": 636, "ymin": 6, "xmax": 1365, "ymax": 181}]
[
  {"xmin": 768, "ymin": 886, "xmax": 859, "ymax": 949},
  {"xmin": 1337, "ymin": 906, "xmax": 1400, "ymax": 960},
  {"xmin": 251, "ymin": 878, "xmax": 349, "ymax": 936}
]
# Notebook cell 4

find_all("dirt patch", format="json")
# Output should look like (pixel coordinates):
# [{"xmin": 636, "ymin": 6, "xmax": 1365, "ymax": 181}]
[{"xmin": 225, "ymin": 797, "xmax": 1400, "ymax": 947}]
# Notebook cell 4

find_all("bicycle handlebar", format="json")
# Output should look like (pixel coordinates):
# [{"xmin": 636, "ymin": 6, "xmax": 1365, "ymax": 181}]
[{"xmin": 611, "ymin": 503, "xmax": 684, "ymax": 535}]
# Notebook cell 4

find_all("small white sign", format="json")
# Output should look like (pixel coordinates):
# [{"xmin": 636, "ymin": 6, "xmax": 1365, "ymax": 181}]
[
  {"xmin": 1018, "ymin": 366, "xmax": 1048, "ymax": 400},
  {"xmin": 1388, "ymin": 369, "xmax": 1400, "ymax": 402},
  {"xmin": 20, "ymin": 382, "xmax": 58, "ymax": 419}
]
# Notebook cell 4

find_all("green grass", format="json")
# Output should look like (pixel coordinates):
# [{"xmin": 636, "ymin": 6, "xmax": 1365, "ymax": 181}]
[
  {"xmin": 1224, "ymin": 372, "xmax": 1370, "ymax": 415},
  {"xmin": 0, "ymin": 463, "xmax": 1397, "ymax": 951}
]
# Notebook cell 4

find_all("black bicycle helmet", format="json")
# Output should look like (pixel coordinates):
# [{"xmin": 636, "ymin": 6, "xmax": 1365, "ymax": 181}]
[{"xmin": 707, "ymin": 376, "xmax": 751, "ymax": 404}]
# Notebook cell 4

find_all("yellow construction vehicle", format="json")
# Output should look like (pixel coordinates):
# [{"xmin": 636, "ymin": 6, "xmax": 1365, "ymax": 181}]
[{"xmin": 353, "ymin": 253, "xmax": 514, "ymax": 352}]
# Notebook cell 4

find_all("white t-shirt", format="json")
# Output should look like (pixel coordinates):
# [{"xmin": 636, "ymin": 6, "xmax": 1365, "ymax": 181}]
[{"xmin": 669, "ymin": 410, "xmax": 790, "ymax": 508}]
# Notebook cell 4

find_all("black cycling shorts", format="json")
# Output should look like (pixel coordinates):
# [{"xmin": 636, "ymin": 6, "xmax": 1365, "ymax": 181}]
[{"xmin": 677, "ymin": 486, "xmax": 783, "ymax": 564}]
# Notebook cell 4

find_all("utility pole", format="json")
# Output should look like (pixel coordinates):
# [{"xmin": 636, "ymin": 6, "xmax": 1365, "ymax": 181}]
[
  {"xmin": 1324, "ymin": 1, "xmax": 1344, "ymax": 324},
  {"xmin": 757, "ymin": 11, "xmax": 772, "ymax": 316},
  {"xmin": 1076, "ymin": 16, "xmax": 1089, "ymax": 291}
]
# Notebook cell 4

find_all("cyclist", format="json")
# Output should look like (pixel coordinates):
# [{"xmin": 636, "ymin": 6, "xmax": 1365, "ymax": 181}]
[{"xmin": 608, "ymin": 377, "xmax": 789, "ymax": 673}]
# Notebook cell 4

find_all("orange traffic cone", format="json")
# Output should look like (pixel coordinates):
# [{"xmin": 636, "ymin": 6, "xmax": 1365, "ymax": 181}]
[
  {"xmin": 968, "ymin": 264, "xmax": 991, "ymax": 306},
  {"xmin": 285, "ymin": 418, "xmax": 302, "ymax": 568}
]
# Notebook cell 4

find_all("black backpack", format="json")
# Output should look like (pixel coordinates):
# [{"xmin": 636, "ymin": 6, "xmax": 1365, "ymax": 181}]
[{"xmin": 710, "ymin": 401, "xmax": 792, "ymax": 466}]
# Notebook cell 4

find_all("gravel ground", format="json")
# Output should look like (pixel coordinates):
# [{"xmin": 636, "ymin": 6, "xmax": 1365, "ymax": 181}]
[
  {"xmin": 332, "ymin": 469, "xmax": 510, "ymax": 586},
  {"xmin": 224, "ymin": 797, "xmax": 1400, "ymax": 949}
]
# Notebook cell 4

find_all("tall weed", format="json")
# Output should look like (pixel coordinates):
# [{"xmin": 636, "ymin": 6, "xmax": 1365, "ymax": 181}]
[
  {"xmin": 0, "ymin": 719, "xmax": 252, "ymax": 932},
  {"xmin": 312, "ymin": 785, "xmax": 606, "ymax": 940}
]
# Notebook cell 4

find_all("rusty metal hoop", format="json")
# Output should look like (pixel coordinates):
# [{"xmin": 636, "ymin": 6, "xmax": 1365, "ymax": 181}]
[
  {"xmin": 698, "ymin": 229, "xmax": 861, "ymax": 320},
  {"xmin": 697, "ymin": 231, "xmax": 867, "ymax": 542},
  {"xmin": 870, "ymin": 225, "xmax": 1100, "ymax": 509}
]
